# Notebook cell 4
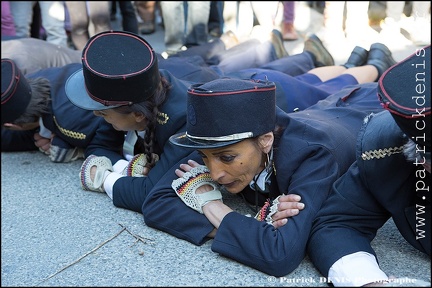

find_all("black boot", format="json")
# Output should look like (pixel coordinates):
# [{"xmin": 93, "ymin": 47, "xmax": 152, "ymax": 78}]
[
  {"xmin": 366, "ymin": 43, "xmax": 397, "ymax": 81},
  {"xmin": 343, "ymin": 46, "xmax": 368, "ymax": 68}
]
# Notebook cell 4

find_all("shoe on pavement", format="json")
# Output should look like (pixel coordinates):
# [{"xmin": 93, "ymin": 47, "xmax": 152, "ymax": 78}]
[
  {"xmin": 139, "ymin": 21, "xmax": 155, "ymax": 34},
  {"xmin": 282, "ymin": 23, "xmax": 298, "ymax": 41}
]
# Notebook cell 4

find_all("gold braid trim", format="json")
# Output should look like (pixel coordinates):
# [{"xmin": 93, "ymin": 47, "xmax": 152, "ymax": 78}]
[
  {"xmin": 157, "ymin": 111, "xmax": 169, "ymax": 125},
  {"xmin": 361, "ymin": 145, "xmax": 404, "ymax": 160},
  {"xmin": 53, "ymin": 116, "xmax": 86, "ymax": 140}
]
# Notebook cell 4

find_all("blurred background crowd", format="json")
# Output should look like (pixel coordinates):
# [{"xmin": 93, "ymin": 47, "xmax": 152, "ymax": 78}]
[{"xmin": 2, "ymin": 1, "xmax": 430, "ymax": 58}]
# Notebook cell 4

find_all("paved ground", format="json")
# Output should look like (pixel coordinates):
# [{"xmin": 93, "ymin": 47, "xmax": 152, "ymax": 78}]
[{"xmin": 2, "ymin": 2, "xmax": 431, "ymax": 287}]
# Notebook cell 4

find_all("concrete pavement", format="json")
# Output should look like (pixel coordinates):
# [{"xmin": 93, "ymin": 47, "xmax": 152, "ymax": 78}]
[{"xmin": 2, "ymin": 152, "xmax": 430, "ymax": 286}]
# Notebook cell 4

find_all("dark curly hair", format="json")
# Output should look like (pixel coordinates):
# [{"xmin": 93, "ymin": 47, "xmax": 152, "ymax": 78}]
[{"xmin": 11, "ymin": 77, "xmax": 51, "ymax": 124}]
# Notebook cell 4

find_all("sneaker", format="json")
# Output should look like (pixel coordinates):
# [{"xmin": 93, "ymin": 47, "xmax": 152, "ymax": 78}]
[{"xmin": 303, "ymin": 33, "xmax": 334, "ymax": 67}]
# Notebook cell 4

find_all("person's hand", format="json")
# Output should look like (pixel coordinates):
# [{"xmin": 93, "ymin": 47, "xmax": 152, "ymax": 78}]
[
  {"xmin": 175, "ymin": 159, "xmax": 201, "ymax": 176},
  {"xmin": 33, "ymin": 132, "xmax": 51, "ymax": 155},
  {"xmin": 255, "ymin": 194, "xmax": 305, "ymax": 228},
  {"xmin": 122, "ymin": 153, "xmax": 159, "ymax": 177},
  {"xmin": 175, "ymin": 160, "xmax": 213, "ymax": 193},
  {"xmin": 171, "ymin": 163, "xmax": 222, "ymax": 213},
  {"xmin": 80, "ymin": 155, "xmax": 113, "ymax": 192},
  {"xmin": 271, "ymin": 194, "xmax": 305, "ymax": 229}
]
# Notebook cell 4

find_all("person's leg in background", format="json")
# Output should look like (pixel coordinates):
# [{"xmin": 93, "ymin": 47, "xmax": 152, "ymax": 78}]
[
  {"xmin": 250, "ymin": 1, "xmax": 282, "ymax": 35},
  {"xmin": 30, "ymin": 2, "xmax": 42, "ymax": 39},
  {"xmin": 38, "ymin": 1, "xmax": 67, "ymax": 47},
  {"xmin": 116, "ymin": 1, "xmax": 139, "ymax": 34},
  {"xmin": 344, "ymin": 1, "xmax": 378, "ymax": 46},
  {"xmin": 208, "ymin": 1, "xmax": 224, "ymax": 38},
  {"xmin": 110, "ymin": 1, "xmax": 117, "ymax": 20},
  {"xmin": 64, "ymin": 2, "xmax": 75, "ymax": 49},
  {"xmin": 87, "ymin": 1, "xmax": 111, "ymax": 36},
  {"xmin": 320, "ymin": 1, "xmax": 345, "ymax": 41},
  {"xmin": 2, "ymin": 1, "xmax": 17, "ymax": 37},
  {"xmin": 135, "ymin": 1, "xmax": 156, "ymax": 34},
  {"xmin": 281, "ymin": 1, "xmax": 298, "ymax": 41},
  {"xmin": 9, "ymin": 1, "xmax": 35, "ymax": 38},
  {"xmin": 409, "ymin": 1, "xmax": 431, "ymax": 46},
  {"xmin": 223, "ymin": 1, "xmax": 255, "ymax": 42},
  {"xmin": 184, "ymin": 1, "xmax": 211, "ymax": 47},
  {"xmin": 160, "ymin": 1, "xmax": 186, "ymax": 55},
  {"xmin": 65, "ymin": 1, "xmax": 90, "ymax": 50},
  {"xmin": 380, "ymin": 1, "xmax": 411, "ymax": 47}
]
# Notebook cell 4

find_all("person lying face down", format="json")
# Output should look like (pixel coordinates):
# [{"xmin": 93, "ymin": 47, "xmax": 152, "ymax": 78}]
[{"xmin": 141, "ymin": 76, "xmax": 385, "ymax": 277}]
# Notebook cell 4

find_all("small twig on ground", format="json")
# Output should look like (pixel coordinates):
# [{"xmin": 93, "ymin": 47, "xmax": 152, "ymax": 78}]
[
  {"xmin": 118, "ymin": 223, "xmax": 155, "ymax": 246},
  {"xmin": 35, "ymin": 223, "xmax": 154, "ymax": 285},
  {"xmin": 36, "ymin": 226, "xmax": 126, "ymax": 285}
]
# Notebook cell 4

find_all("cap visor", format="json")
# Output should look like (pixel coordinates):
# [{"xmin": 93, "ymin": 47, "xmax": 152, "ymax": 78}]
[
  {"xmin": 169, "ymin": 132, "xmax": 241, "ymax": 149},
  {"xmin": 65, "ymin": 68, "xmax": 120, "ymax": 111}
]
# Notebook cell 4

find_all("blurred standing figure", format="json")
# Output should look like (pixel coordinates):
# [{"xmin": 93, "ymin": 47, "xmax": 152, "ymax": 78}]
[
  {"xmin": 134, "ymin": 1, "xmax": 156, "ymax": 35},
  {"xmin": 9, "ymin": 1, "xmax": 67, "ymax": 47},
  {"xmin": 110, "ymin": 1, "xmax": 139, "ymax": 34},
  {"xmin": 320, "ymin": 1, "xmax": 378, "ymax": 47},
  {"xmin": 208, "ymin": 1, "xmax": 224, "ymax": 38},
  {"xmin": 223, "ymin": 1, "xmax": 282, "ymax": 42},
  {"xmin": 65, "ymin": 1, "xmax": 111, "ymax": 50},
  {"xmin": 281, "ymin": 1, "xmax": 298, "ymax": 41},
  {"xmin": 381, "ymin": 1, "xmax": 431, "ymax": 47},
  {"xmin": 160, "ymin": 1, "xmax": 211, "ymax": 56},
  {"xmin": 1, "ymin": 1, "xmax": 17, "ymax": 37}
]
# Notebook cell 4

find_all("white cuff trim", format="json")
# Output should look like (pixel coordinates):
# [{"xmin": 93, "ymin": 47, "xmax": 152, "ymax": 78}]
[{"xmin": 329, "ymin": 251, "xmax": 388, "ymax": 286}]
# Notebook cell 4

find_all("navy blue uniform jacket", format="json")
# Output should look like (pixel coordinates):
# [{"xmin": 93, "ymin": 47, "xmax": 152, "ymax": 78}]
[
  {"xmin": 308, "ymin": 110, "xmax": 431, "ymax": 277},
  {"xmin": 1, "ymin": 63, "xmax": 125, "ymax": 163},
  {"xmin": 111, "ymin": 69, "xmax": 197, "ymax": 211},
  {"xmin": 113, "ymin": 82, "xmax": 385, "ymax": 277}
]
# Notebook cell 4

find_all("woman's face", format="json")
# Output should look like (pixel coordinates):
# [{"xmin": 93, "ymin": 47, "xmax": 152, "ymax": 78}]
[
  {"xmin": 198, "ymin": 138, "xmax": 268, "ymax": 194},
  {"xmin": 93, "ymin": 109, "xmax": 147, "ymax": 131}
]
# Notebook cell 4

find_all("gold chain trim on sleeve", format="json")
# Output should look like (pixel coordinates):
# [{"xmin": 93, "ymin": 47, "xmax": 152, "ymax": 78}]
[
  {"xmin": 156, "ymin": 111, "xmax": 169, "ymax": 125},
  {"xmin": 361, "ymin": 145, "xmax": 404, "ymax": 160},
  {"xmin": 53, "ymin": 116, "xmax": 86, "ymax": 140}
]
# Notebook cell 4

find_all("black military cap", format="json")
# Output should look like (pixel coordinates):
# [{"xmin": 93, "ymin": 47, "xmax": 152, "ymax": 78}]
[
  {"xmin": 170, "ymin": 78, "xmax": 276, "ymax": 149},
  {"xmin": 378, "ymin": 45, "xmax": 431, "ymax": 151},
  {"xmin": 1, "ymin": 58, "xmax": 32, "ymax": 125},
  {"xmin": 66, "ymin": 30, "xmax": 160, "ymax": 111}
]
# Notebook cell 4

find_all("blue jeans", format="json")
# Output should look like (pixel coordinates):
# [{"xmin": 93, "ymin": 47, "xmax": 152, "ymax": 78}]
[
  {"xmin": 160, "ymin": 1, "xmax": 211, "ymax": 52},
  {"xmin": 9, "ymin": 1, "xmax": 67, "ymax": 47}
]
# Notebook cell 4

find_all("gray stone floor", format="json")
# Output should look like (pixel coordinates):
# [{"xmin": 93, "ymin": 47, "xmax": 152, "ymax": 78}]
[{"xmin": 2, "ymin": 151, "xmax": 431, "ymax": 287}]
